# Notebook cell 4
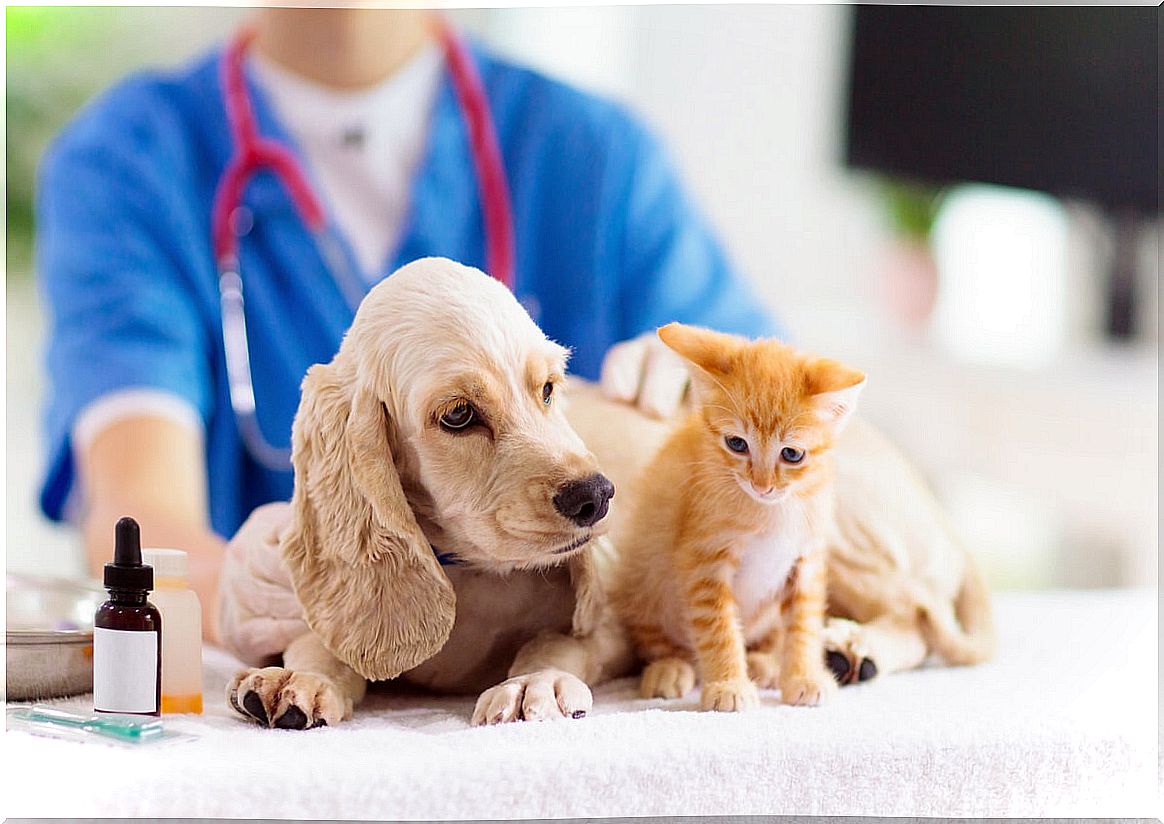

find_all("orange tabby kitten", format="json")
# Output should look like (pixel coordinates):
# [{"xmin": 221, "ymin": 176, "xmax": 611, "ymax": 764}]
[{"xmin": 612, "ymin": 323, "xmax": 865, "ymax": 711}]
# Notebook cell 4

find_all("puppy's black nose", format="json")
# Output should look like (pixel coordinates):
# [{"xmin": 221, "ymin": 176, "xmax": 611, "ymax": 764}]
[{"xmin": 553, "ymin": 474, "xmax": 615, "ymax": 527}]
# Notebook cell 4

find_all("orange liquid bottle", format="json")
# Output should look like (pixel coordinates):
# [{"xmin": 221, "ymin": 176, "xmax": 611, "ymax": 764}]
[{"xmin": 142, "ymin": 548, "xmax": 203, "ymax": 714}]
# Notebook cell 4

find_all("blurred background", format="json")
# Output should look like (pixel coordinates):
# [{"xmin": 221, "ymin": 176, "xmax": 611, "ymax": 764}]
[{"xmin": 6, "ymin": 6, "xmax": 1158, "ymax": 590}]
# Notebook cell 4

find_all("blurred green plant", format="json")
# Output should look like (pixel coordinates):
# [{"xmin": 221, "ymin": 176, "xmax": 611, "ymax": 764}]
[
  {"xmin": 6, "ymin": 8, "xmax": 122, "ymax": 277},
  {"xmin": 7, "ymin": 8, "xmax": 239, "ymax": 278},
  {"xmin": 880, "ymin": 180, "xmax": 946, "ymax": 243}
]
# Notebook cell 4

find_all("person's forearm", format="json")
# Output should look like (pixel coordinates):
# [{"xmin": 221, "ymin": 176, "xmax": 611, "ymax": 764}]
[
  {"xmin": 83, "ymin": 506, "xmax": 226, "ymax": 645},
  {"xmin": 79, "ymin": 415, "xmax": 223, "ymax": 644}
]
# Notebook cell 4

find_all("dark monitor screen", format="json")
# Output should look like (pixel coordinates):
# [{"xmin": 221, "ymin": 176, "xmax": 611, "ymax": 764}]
[{"xmin": 845, "ymin": 6, "xmax": 1158, "ymax": 214}]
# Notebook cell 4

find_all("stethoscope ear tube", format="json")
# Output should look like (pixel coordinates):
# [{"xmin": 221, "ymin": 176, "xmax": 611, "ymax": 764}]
[
  {"xmin": 437, "ymin": 23, "xmax": 515, "ymax": 289},
  {"xmin": 218, "ymin": 264, "xmax": 292, "ymax": 471}
]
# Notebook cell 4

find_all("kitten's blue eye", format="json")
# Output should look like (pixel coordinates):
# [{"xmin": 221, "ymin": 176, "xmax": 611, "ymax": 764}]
[
  {"xmin": 725, "ymin": 436, "xmax": 749, "ymax": 454},
  {"xmin": 781, "ymin": 446, "xmax": 805, "ymax": 464}
]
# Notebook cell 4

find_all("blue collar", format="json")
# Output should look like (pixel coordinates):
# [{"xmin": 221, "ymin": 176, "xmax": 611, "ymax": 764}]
[{"xmin": 433, "ymin": 547, "xmax": 460, "ymax": 567}]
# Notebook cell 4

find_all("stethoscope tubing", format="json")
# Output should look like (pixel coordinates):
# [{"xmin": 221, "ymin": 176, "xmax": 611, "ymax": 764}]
[{"xmin": 212, "ymin": 21, "xmax": 514, "ymax": 471}]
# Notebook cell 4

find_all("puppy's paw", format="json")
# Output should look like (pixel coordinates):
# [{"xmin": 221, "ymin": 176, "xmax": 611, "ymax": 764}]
[
  {"xmin": 822, "ymin": 617, "xmax": 879, "ymax": 685},
  {"xmin": 640, "ymin": 657, "xmax": 696, "ymax": 699},
  {"xmin": 745, "ymin": 650, "xmax": 781, "ymax": 689},
  {"xmin": 779, "ymin": 667, "xmax": 837, "ymax": 707},
  {"xmin": 471, "ymin": 669, "xmax": 593, "ymax": 726},
  {"xmin": 227, "ymin": 667, "xmax": 351, "ymax": 729},
  {"xmin": 700, "ymin": 678, "xmax": 759, "ymax": 712}
]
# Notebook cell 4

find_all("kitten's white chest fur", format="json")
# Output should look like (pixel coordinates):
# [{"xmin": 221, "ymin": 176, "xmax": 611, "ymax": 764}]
[{"xmin": 733, "ymin": 505, "xmax": 811, "ymax": 619}]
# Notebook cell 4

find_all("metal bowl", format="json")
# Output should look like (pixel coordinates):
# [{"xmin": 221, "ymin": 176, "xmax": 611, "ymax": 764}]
[{"xmin": 6, "ymin": 574, "xmax": 104, "ymax": 701}]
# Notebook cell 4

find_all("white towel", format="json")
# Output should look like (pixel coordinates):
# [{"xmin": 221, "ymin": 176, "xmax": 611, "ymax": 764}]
[{"xmin": 4, "ymin": 589, "xmax": 1158, "ymax": 818}]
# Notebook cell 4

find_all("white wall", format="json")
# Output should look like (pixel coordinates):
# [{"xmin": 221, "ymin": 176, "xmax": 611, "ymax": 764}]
[{"xmin": 479, "ymin": 5, "xmax": 884, "ymax": 331}]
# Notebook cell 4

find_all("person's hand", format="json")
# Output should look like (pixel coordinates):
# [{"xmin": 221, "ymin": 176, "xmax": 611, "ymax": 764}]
[
  {"xmin": 599, "ymin": 331, "xmax": 691, "ymax": 419},
  {"xmin": 218, "ymin": 501, "xmax": 308, "ymax": 666}
]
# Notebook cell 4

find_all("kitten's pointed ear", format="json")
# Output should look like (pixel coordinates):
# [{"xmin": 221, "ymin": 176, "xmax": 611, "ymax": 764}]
[
  {"xmin": 657, "ymin": 322, "xmax": 738, "ymax": 374},
  {"xmin": 807, "ymin": 360, "xmax": 866, "ymax": 432}
]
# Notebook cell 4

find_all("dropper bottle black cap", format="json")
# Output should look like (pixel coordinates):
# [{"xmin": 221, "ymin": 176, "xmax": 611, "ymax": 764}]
[{"xmin": 104, "ymin": 516, "xmax": 154, "ymax": 592}]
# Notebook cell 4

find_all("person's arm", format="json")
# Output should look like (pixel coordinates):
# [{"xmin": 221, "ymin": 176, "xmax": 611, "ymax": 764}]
[
  {"xmin": 78, "ymin": 416, "xmax": 224, "ymax": 644},
  {"xmin": 615, "ymin": 123, "xmax": 781, "ymax": 343},
  {"xmin": 599, "ymin": 119, "xmax": 782, "ymax": 418},
  {"xmin": 36, "ymin": 81, "xmax": 219, "ymax": 579},
  {"xmin": 37, "ymin": 81, "xmax": 307, "ymax": 661}
]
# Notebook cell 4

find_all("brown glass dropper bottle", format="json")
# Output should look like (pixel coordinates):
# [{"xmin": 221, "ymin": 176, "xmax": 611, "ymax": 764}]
[{"xmin": 93, "ymin": 517, "xmax": 162, "ymax": 716}]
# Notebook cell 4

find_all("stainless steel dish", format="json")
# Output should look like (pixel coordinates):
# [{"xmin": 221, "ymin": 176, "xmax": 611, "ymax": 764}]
[{"xmin": 6, "ymin": 574, "xmax": 104, "ymax": 700}]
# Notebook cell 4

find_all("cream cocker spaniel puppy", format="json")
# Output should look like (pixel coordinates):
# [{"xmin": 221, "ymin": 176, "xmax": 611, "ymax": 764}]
[
  {"xmin": 227, "ymin": 257, "xmax": 633, "ymax": 728},
  {"xmin": 225, "ymin": 257, "xmax": 994, "ymax": 728}
]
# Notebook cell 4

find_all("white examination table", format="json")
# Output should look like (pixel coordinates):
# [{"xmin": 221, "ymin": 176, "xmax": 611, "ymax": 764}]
[{"xmin": 5, "ymin": 589, "xmax": 1158, "ymax": 818}]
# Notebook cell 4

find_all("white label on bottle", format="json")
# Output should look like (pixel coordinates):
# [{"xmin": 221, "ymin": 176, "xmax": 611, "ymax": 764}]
[{"xmin": 93, "ymin": 627, "xmax": 158, "ymax": 713}]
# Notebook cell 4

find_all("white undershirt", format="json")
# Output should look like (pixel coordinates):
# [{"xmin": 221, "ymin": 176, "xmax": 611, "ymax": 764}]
[
  {"xmin": 72, "ymin": 44, "xmax": 445, "ymax": 458},
  {"xmin": 249, "ymin": 43, "xmax": 445, "ymax": 278}
]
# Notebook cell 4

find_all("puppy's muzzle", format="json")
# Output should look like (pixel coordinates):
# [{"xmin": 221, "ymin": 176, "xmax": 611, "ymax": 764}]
[{"xmin": 553, "ymin": 474, "xmax": 615, "ymax": 528}]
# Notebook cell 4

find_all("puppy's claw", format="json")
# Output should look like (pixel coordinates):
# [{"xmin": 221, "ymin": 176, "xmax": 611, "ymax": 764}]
[
  {"xmin": 472, "ymin": 669, "xmax": 592, "ymax": 725},
  {"xmin": 227, "ymin": 667, "xmax": 347, "ymax": 730}
]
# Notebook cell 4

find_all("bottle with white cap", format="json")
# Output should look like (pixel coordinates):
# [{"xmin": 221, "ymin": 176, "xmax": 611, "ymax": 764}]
[{"xmin": 141, "ymin": 548, "xmax": 203, "ymax": 714}]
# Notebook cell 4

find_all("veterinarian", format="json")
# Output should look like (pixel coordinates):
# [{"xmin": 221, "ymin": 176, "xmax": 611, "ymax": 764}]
[{"xmin": 36, "ymin": 8, "xmax": 778, "ymax": 644}]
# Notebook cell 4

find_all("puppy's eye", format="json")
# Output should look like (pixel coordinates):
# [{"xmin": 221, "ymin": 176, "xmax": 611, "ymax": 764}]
[
  {"xmin": 542, "ymin": 381, "xmax": 554, "ymax": 406},
  {"xmin": 781, "ymin": 446, "xmax": 805, "ymax": 464},
  {"xmin": 725, "ymin": 435, "xmax": 749, "ymax": 454},
  {"xmin": 440, "ymin": 403, "xmax": 477, "ymax": 432}
]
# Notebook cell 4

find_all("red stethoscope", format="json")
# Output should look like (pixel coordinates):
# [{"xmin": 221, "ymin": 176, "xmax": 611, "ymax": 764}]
[{"xmin": 211, "ymin": 23, "xmax": 514, "ymax": 470}]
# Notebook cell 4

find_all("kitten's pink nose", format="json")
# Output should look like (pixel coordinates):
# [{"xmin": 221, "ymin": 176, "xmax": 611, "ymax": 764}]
[{"xmin": 752, "ymin": 483, "xmax": 776, "ymax": 497}]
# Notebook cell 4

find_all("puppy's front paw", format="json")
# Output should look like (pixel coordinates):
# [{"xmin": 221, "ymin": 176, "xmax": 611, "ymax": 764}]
[
  {"xmin": 746, "ymin": 651, "xmax": 781, "ymax": 689},
  {"xmin": 471, "ymin": 669, "xmax": 593, "ymax": 726},
  {"xmin": 640, "ymin": 657, "xmax": 696, "ymax": 699},
  {"xmin": 700, "ymin": 678, "xmax": 759, "ymax": 712},
  {"xmin": 779, "ymin": 667, "xmax": 837, "ymax": 707},
  {"xmin": 822, "ymin": 617, "xmax": 878, "ymax": 685},
  {"xmin": 227, "ymin": 667, "xmax": 351, "ymax": 729}
]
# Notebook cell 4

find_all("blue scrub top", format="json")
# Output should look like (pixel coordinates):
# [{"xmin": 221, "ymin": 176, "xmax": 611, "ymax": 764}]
[{"xmin": 37, "ymin": 37, "xmax": 779, "ymax": 539}]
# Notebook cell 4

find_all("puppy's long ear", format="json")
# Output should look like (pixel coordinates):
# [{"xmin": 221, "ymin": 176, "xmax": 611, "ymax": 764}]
[{"xmin": 281, "ymin": 361, "xmax": 455, "ymax": 681}]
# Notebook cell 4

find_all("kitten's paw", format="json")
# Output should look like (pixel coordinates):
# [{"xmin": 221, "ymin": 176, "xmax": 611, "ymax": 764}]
[
  {"xmin": 822, "ymin": 617, "xmax": 879, "ymax": 685},
  {"xmin": 746, "ymin": 651, "xmax": 781, "ymax": 689},
  {"xmin": 471, "ymin": 669, "xmax": 592, "ymax": 725},
  {"xmin": 640, "ymin": 657, "xmax": 696, "ymax": 699},
  {"xmin": 228, "ymin": 667, "xmax": 350, "ymax": 729},
  {"xmin": 780, "ymin": 668, "xmax": 837, "ymax": 707},
  {"xmin": 700, "ymin": 678, "xmax": 760, "ymax": 712}
]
